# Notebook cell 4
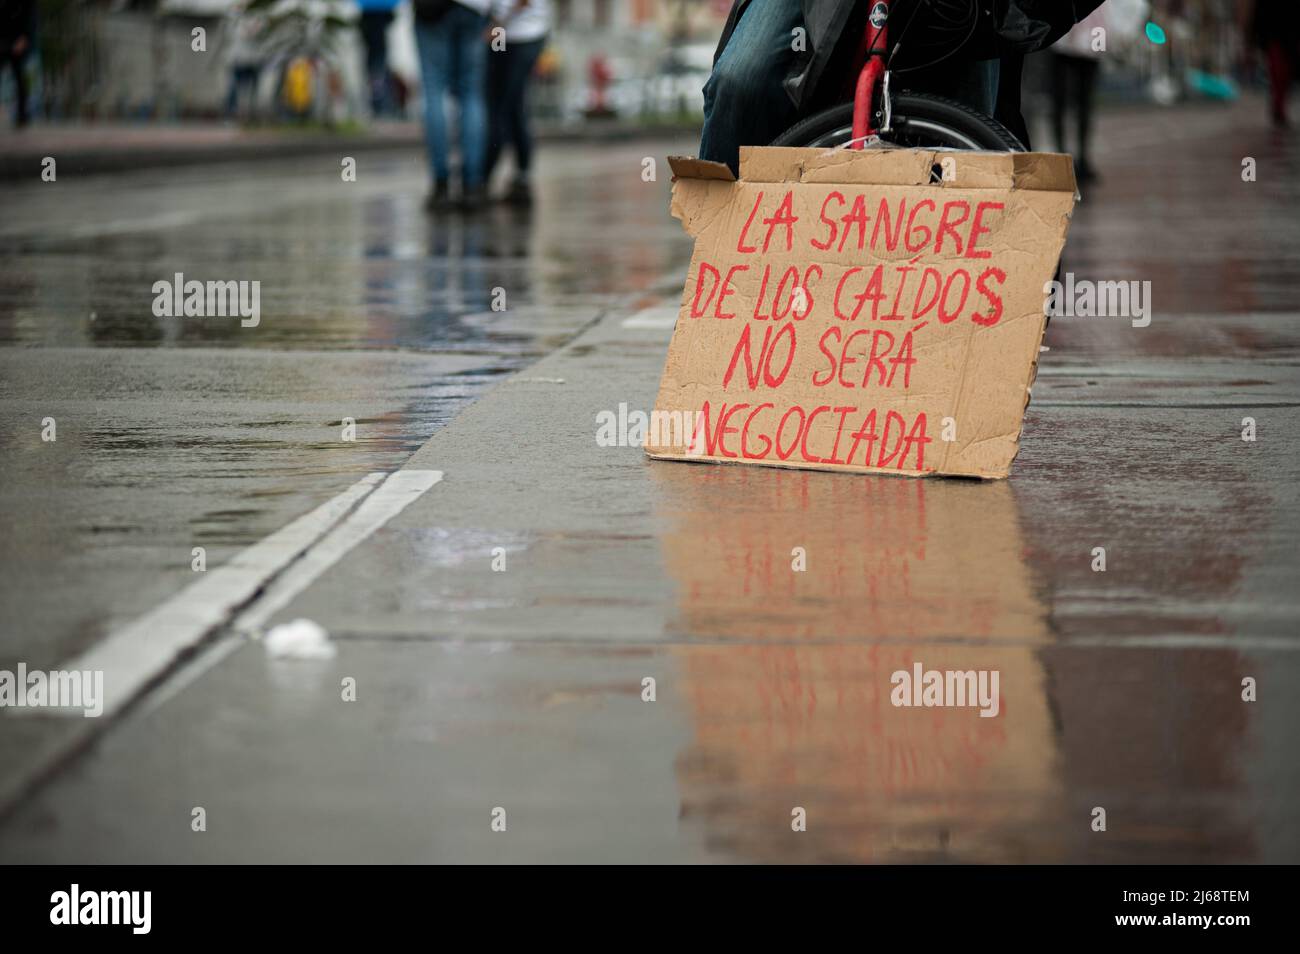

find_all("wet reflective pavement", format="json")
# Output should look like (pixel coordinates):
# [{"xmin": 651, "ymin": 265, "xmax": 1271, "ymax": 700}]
[
  {"xmin": 1, "ymin": 104, "xmax": 1298, "ymax": 862},
  {"xmin": 0, "ymin": 143, "xmax": 692, "ymax": 666}
]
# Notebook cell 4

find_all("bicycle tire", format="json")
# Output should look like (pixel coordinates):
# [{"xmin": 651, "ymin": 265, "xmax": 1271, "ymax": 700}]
[{"xmin": 770, "ymin": 91, "xmax": 1025, "ymax": 152}]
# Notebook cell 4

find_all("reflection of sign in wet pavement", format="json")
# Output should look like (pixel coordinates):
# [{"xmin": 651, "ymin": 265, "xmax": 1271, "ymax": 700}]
[{"xmin": 653, "ymin": 466, "xmax": 1065, "ymax": 862}]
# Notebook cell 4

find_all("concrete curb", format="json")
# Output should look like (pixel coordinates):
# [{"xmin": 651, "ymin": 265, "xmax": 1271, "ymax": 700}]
[{"xmin": 0, "ymin": 121, "xmax": 700, "ymax": 181}]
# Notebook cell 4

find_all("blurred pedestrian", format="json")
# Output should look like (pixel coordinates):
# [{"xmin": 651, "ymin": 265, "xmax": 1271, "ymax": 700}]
[
  {"xmin": 1249, "ymin": 0, "xmax": 1300, "ymax": 126},
  {"xmin": 222, "ymin": 2, "xmax": 267, "ymax": 122},
  {"xmin": 357, "ymin": 0, "xmax": 399, "ymax": 117},
  {"xmin": 413, "ymin": 0, "xmax": 492, "ymax": 211},
  {"xmin": 486, "ymin": 0, "xmax": 550, "ymax": 205},
  {"xmin": 1049, "ymin": 8, "xmax": 1108, "ymax": 183},
  {"xmin": 0, "ymin": 0, "xmax": 34, "ymax": 128}
]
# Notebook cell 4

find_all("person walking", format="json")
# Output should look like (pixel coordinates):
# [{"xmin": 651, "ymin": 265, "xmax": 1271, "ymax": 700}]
[
  {"xmin": 413, "ymin": 0, "xmax": 493, "ymax": 211},
  {"xmin": 1249, "ymin": 0, "xmax": 1300, "ymax": 127},
  {"xmin": 222, "ymin": 2, "xmax": 267, "ymax": 122},
  {"xmin": 485, "ymin": 0, "xmax": 550, "ymax": 206},
  {"xmin": 356, "ymin": 0, "xmax": 400, "ymax": 117},
  {"xmin": 1, "ymin": 0, "xmax": 35, "ymax": 128},
  {"xmin": 1049, "ymin": 7, "xmax": 1108, "ymax": 183}
]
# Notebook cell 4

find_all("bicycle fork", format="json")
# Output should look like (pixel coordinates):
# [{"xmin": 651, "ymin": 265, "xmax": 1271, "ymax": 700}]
[{"xmin": 853, "ymin": 0, "xmax": 893, "ymax": 145}]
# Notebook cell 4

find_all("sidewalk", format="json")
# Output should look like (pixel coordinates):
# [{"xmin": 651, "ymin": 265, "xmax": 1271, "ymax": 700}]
[
  {"xmin": 0, "ymin": 118, "xmax": 699, "ymax": 181},
  {"xmin": 0, "ymin": 97, "xmax": 1243, "ymax": 182}
]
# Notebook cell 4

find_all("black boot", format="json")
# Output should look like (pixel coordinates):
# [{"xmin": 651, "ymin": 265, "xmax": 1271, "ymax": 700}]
[
  {"xmin": 459, "ymin": 183, "xmax": 488, "ymax": 212},
  {"xmin": 504, "ymin": 176, "xmax": 533, "ymax": 207},
  {"xmin": 424, "ymin": 180, "xmax": 452, "ymax": 212}
]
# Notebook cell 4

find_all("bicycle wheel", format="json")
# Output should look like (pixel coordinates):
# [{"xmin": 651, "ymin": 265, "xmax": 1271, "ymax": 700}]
[
  {"xmin": 770, "ymin": 91, "xmax": 1047, "ymax": 325},
  {"xmin": 770, "ymin": 91, "xmax": 1024, "ymax": 152}
]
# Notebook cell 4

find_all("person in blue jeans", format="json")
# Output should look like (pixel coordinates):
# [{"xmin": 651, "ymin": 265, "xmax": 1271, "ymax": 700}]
[
  {"xmin": 700, "ymin": 0, "xmax": 1004, "ymax": 175},
  {"xmin": 356, "ymin": 0, "xmax": 400, "ymax": 117},
  {"xmin": 699, "ymin": 0, "xmax": 804, "ymax": 175},
  {"xmin": 485, "ymin": 0, "xmax": 550, "ymax": 205},
  {"xmin": 414, "ymin": 0, "xmax": 492, "ymax": 210}
]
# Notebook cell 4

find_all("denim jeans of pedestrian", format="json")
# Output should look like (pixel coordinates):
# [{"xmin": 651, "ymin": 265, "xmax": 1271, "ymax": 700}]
[
  {"xmin": 414, "ymin": 5, "xmax": 490, "ymax": 188},
  {"xmin": 699, "ymin": 0, "xmax": 803, "ymax": 175},
  {"xmin": 360, "ymin": 11, "xmax": 395, "ymax": 116},
  {"xmin": 699, "ymin": 0, "xmax": 1000, "ymax": 174},
  {"xmin": 226, "ymin": 65, "xmax": 260, "ymax": 119},
  {"xmin": 486, "ymin": 37, "xmax": 547, "ymax": 181}
]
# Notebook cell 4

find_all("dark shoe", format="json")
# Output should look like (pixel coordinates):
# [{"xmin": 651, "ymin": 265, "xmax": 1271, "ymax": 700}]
[
  {"xmin": 424, "ymin": 180, "xmax": 452, "ymax": 212},
  {"xmin": 459, "ymin": 183, "xmax": 488, "ymax": 211},
  {"xmin": 503, "ymin": 176, "xmax": 533, "ymax": 207}
]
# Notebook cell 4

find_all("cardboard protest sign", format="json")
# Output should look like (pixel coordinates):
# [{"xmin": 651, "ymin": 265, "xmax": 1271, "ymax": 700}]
[{"xmin": 647, "ymin": 146, "xmax": 1077, "ymax": 479}]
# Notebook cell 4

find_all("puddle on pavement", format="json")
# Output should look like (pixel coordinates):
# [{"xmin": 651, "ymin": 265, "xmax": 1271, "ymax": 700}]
[{"xmin": 640, "ymin": 463, "xmax": 1270, "ymax": 862}]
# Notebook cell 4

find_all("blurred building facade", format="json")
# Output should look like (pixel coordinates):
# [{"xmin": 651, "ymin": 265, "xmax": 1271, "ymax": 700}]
[
  {"xmin": 1, "ymin": 0, "xmax": 1260, "ymax": 124},
  {"xmin": 7, "ymin": 0, "xmax": 730, "ymax": 122}
]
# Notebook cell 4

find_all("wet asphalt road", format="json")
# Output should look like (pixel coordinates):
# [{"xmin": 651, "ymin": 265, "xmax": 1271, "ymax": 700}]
[
  {"xmin": 1, "ymin": 101, "xmax": 1299, "ymax": 863},
  {"xmin": 0, "ymin": 142, "xmax": 693, "ymax": 668}
]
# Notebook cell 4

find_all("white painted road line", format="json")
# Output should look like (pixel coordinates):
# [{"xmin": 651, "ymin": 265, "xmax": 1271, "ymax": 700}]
[
  {"xmin": 112, "ymin": 471, "xmax": 442, "ymax": 722},
  {"xmin": 236, "ymin": 469, "xmax": 443, "ymax": 635},
  {"xmin": 0, "ymin": 468, "xmax": 444, "ymax": 816},
  {"xmin": 621, "ymin": 305, "xmax": 679, "ymax": 329},
  {"xmin": 57, "ymin": 471, "xmax": 387, "ymax": 722}
]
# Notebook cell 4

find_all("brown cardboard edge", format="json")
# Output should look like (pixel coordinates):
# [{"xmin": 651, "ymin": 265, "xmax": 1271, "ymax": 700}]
[
  {"xmin": 667, "ymin": 155, "xmax": 736, "ymax": 181},
  {"xmin": 1006, "ymin": 295, "xmax": 1056, "ymax": 477},
  {"xmin": 1012, "ymin": 152, "xmax": 1078, "ymax": 193},
  {"xmin": 728, "ymin": 145, "xmax": 1078, "ymax": 194}
]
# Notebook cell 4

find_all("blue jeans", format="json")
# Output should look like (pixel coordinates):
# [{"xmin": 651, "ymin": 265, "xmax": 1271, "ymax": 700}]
[
  {"xmin": 486, "ymin": 37, "xmax": 547, "ymax": 179},
  {"xmin": 699, "ymin": 0, "xmax": 802, "ymax": 175},
  {"xmin": 414, "ymin": 6, "xmax": 490, "ymax": 187},
  {"xmin": 699, "ymin": 0, "xmax": 1001, "ymax": 174},
  {"xmin": 226, "ymin": 65, "xmax": 260, "ymax": 118},
  {"xmin": 360, "ymin": 11, "xmax": 395, "ymax": 116}
]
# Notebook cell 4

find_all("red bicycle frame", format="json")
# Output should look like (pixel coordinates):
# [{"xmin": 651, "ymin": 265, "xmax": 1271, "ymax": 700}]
[{"xmin": 851, "ymin": 1, "xmax": 892, "ymax": 146}]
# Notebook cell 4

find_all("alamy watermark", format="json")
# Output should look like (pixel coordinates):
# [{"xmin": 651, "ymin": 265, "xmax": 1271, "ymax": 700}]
[
  {"xmin": 0, "ymin": 664, "xmax": 104, "ymax": 717},
  {"xmin": 1045, "ymin": 273, "xmax": 1151, "ymax": 328},
  {"xmin": 151, "ymin": 272, "xmax": 261, "ymax": 327},
  {"xmin": 50, "ymin": 884, "xmax": 151, "ymax": 934},
  {"xmin": 596, "ymin": 402, "xmax": 702, "ymax": 452},
  {"xmin": 890, "ymin": 662, "xmax": 1000, "ymax": 718}
]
